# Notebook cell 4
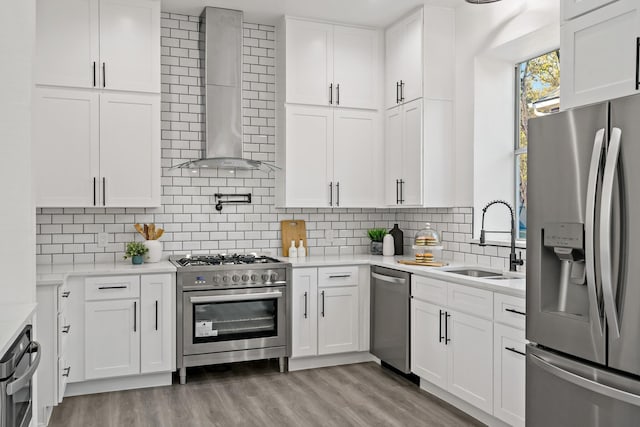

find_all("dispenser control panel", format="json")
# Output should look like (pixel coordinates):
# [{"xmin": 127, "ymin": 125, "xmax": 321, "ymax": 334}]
[{"xmin": 543, "ymin": 222, "xmax": 584, "ymax": 249}]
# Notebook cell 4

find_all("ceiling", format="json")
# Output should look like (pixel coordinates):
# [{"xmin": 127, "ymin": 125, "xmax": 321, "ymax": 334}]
[{"xmin": 160, "ymin": 0, "xmax": 465, "ymax": 27}]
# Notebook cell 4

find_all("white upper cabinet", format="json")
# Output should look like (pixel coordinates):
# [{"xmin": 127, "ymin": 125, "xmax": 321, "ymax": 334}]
[
  {"xmin": 35, "ymin": 0, "xmax": 160, "ymax": 93},
  {"xmin": 98, "ymin": 0, "xmax": 160, "ymax": 92},
  {"xmin": 333, "ymin": 25, "xmax": 379, "ymax": 109},
  {"xmin": 562, "ymin": 0, "xmax": 640, "ymax": 109},
  {"xmin": 99, "ymin": 92, "xmax": 161, "ymax": 207},
  {"xmin": 33, "ymin": 88, "xmax": 100, "ymax": 207},
  {"xmin": 283, "ymin": 17, "xmax": 380, "ymax": 110},
  {"xmin": 384, "ymin": 107, "xmax": 404, "ymax": 206},
  {"xmin": 35, "ymin": 0, "xmax": 99, "ymax": 89},
  {"xmin": 562, "ymin": 0, "xmax": 620, "ymax": 21},
  {"xmin": 385, "ymin": 8, "xmax": 423, "ymax": 109},
  {"xmin": 285, "ymin": 20, "xmax": 334, "ymax": 106}
]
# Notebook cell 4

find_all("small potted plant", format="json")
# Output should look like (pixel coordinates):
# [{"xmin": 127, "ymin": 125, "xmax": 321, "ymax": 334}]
[
  {"xmin": 124, "ymin": 241, "xmax": 148, "ymax": 265},
  {"xmin": 368, "ymin": 228, "xmax": 388, "ymax": 255}
]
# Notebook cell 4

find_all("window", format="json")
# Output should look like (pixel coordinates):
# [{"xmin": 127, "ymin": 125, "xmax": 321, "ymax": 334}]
[{"xmin": 515, "ymin": 50, "xmax": 560, "ymax": 240}]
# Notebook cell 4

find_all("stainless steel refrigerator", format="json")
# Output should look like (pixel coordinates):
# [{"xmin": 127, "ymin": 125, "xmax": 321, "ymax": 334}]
[{"xmin": 527, "ymin": 93, "xmax": 640, "ymax": 426}]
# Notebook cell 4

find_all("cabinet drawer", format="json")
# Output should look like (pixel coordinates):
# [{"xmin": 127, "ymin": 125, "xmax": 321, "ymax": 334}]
[
  {"xmin": 58, "ymin": 285, "xmax": 71, "ymax": 314},
  {"xmin": 411, "ymin": 275, "xmax": 447, "ymax": 306},
  {"xmin": 58, "ymin": 312, "xmax": 71, "ymax": 358},
  {"xmin": 85, "ymin": 276, "xmax": 140, "ymax": 300},
  {"xmin": 318, "ymin": 266, "xmax": 359, "ymax": 287},
  {"xmin": 494, "ymin": 293, "xmax": 526, "ymax": 330},
  {"xmin": 447, "ymin": 283, "xmax": 493, "ymax": 319}
]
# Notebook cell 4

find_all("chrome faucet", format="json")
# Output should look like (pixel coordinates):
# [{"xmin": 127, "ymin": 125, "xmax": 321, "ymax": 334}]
[{"xmin": 479, "ymin": 200, "xmax": 524, "ymax": 272}]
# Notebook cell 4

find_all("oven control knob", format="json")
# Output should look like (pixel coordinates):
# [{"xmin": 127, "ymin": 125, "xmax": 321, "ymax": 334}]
[
  {"xmin": 270, "ymin": 273, "xmax": 279, "ymax": 282},
  {"xmin": 213, "ymin": 275, "xmax": 221, "ymax": 283},
  {"xmin": 251, "ymin": 274, "xmax": 258, "ymax": 282},
  {"xmin": 223, "ymin": 275, "xmax": 230, "ymax": 283},
  {"xmin": 242, "ymin": 274, "xmax": 250, "ymax": 282},
  {"xmin": 261, "ymin": 273, "xmax": 269, "ymax": 282},
  {"xmin": 232, "ymin": 274, "xmax": 240, "ymax": 282}
]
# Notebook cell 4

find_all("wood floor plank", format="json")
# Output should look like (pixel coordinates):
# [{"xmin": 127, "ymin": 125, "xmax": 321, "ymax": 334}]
[{"xmin": 49, "ymin": 362, "xmax": 485, "ymax": 427}]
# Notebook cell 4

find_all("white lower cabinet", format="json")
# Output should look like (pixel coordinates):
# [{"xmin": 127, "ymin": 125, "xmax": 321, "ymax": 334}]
[
  {"xmin": 140, "ymin": 274, "xmax": 173, "ymax": 373},
  {"xmin": 291, "ymin": 266, "xmax": 366, "ymax": 360},
  {"xmin": 411, "ymin": 299, "xmax": 447, "ymax": 389}
]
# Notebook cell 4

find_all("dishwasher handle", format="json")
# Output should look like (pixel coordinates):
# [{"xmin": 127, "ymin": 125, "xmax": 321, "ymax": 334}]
[{"xmin": 372, "ymin": 272, "xmax": 406, "ymax": 285}]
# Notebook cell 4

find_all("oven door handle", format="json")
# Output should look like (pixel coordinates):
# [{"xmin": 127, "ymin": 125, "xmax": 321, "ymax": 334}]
[
  {"xmin": 6, "ymin": 341, "xmax": 41, "ymax": 396},
  {"xmin": 190, "ymin": 291, "xmax": 283, "ymax": 304}
]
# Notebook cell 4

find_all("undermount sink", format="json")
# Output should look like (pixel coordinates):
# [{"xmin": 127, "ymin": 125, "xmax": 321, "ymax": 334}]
[{"xmin": 445, "ymin": 268, "xmax": 504, "ymax": 278}]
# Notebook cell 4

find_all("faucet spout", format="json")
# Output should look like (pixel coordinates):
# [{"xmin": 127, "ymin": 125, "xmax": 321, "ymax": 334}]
[{"xmin": 479, "ymin": 200, "xmax": 524, "ymax": 272}]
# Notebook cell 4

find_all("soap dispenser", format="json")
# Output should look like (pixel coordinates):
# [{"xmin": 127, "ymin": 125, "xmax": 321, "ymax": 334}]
[
  {"xmin": 298, "ymin": 240, "xmax": 306, "ymax": 258},
  {"xmin": 288, "ymin": 240, "xmax": 298, "ymax": 258}
]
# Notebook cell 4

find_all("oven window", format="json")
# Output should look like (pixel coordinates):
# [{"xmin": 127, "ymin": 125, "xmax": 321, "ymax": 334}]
[
  {"xmin": 193, "ymin": 299, "xmax": 278, "ymax": 343},
  {"xmin": 11, "ymin": 345, "xmax": 32, "ymax": 425}
]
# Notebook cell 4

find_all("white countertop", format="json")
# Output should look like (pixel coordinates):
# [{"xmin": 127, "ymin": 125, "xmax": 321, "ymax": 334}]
[
  {"xmin": 36, "ymin": 260, "xmax": 177, "ymax": 286},
  {"xmin": 0, "ymin": 303, "xmax": 37, "ymax": 357},
  {"xmin": 283, "ymin": 254, "xmax": 526, "ymax": 298}
]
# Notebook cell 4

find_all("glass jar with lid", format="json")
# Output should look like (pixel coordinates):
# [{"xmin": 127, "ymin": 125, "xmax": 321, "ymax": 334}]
[{"xmin": 413, "ymin": 223, "xmax": 441, "ymax": 247}]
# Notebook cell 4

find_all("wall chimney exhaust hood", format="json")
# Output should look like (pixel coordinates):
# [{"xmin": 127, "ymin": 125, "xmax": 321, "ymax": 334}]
[{"xmin": 173, "ymin": 7, "xmax": 277, "ymax": 173}]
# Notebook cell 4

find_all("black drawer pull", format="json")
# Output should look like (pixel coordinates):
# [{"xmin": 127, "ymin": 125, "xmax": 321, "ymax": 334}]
[
  {"xmin": 98, "ymin": 285, "xmax": 127, "ymax": 290},
  {"xmin": 62, "ymin": 291, "xmax": 71, "ymax": 298},
  {"xmin": 63, "ymin": 366, "xmax": 71, "ymax": 377},
  {"xmin": 505, "ymin": 347, "xmax": 526, "ymax": 357},
  {"xmin": 328, "ymin": 274, "xmax": 351, "ymax": 279},
  {"xmin": 62, "ymin": 325, "xmax": 71, "ymax": 334},
  {"xmin": 505, "ymin": 308, "xmax": 526, "ymax": 316}
]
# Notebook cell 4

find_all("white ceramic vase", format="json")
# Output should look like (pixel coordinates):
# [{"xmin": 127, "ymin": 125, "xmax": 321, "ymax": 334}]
[
  {"xmin": 144, "ymin": 240, "xmax": 162, "ymax": 263},
  {"xmin": 382, "ymin": 234, "xmax": 395, "ymax": 256}
]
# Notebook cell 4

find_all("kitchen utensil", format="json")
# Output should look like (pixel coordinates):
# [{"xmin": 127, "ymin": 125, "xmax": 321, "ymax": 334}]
[{"xmin": 281, "ymin": 220, "xmax": 307, "ymax": 257}]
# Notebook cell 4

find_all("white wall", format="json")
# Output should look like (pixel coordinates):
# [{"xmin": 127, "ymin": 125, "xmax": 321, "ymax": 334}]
[
  {"xmin": 454, "ymin": 0, "xmax": 560, "ymax": 239},
  {"xmin": 0, "ymin": 0, "xmax": 36, "ymax": 303}
]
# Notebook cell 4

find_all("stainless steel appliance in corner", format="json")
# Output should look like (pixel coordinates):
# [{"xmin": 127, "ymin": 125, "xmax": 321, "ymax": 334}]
[
  {"xmin": 370, "ymin": 266, "xmax": 411, "ymax": 374},
  {"xmin": 1, "ymin": 325, "xmax": 41, "ymax": 427},
  {"xmin": 527, "ymin": 93, "xmax": 640, "ymax": 426},
  {"xmin": 171, "ymin": 254, "xmax": 291, "ymax": 384}
]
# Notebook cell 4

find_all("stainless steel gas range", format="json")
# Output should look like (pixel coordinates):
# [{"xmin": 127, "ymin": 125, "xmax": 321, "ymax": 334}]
[{"xmin": 170, "ymin": 254, "xmax": 292, "ymax": 384}]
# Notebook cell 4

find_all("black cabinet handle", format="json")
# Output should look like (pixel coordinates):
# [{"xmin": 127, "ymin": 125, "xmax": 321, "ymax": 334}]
[
  {"xmin": 155, "ymin": 300, "xmax": 159, "ymax": 331},
  {"xmin": 93, "ymin": 177, "xmax": 96, "ymax": 206},
  {"xmin": 102, "ymin": 62, "xmax": 106, "ymax": 88},
  {"xmin": 303, "ymin": 291, "xmax": 308, "ymax": 319},
  {"xmin": 396, "ymin": 81, "xmax": 400, "ymax": 104},
  {"xmin": 93, "ymin": 61, "xmax": 96, "ymax": 87},
  {"xmin": 321, "ymin": 290, "xmax": 325, "ymax": 317},
  {"xmin": 505, "ymin": 308, "xmax": 526, "ymax": 316},
  {"xmin": 505, "ymin": 347, "xmax": 526, "ymax": 357},
  {"xmin": 396, "ymin": 179, "xmax": 400, "ymax": 204},
  {"xmin": 62, "ymin": 325, "xmax": 71, "ymax": 334},
  {"xmin": 636, "ymin": 37, "xmax": 639, "ymax": 90},
  {"xmin": 62, "ymin": 291, "xmax": 71, "ymax": 298},
  {"xmin": 400, "ymin": 80, "xmax": 405, "ymax": 102},
  {"xmin": 445, "ymin": 312, "xmax": 451, "ymax": 344},
  {"xmin": 399, "ymin": 180, "xmax": 405, "ymax": 204},
  {"xmin": 134, "ymin": 301, "xmax": 137, "ymax": 332},
  {"xmin": 63, "ymin": 366, "xmax": 71, "ymax": 377},
  {"xmin": 102, "ymin": 177, "xmax": 106, "ymax": 206},
  {"xmin": 98, "ymin": 285, "xmax": 127, "ymax": 290},
  {"xmin": 330, "ymin": 182, "xmax": 334, "ymax": 205},
  {"xmin": 336, "ymin": 84, "xmax": 340, "ymax": 105},
  {"xmin": 328, "ymin": 274, "xmax": 351, "ymax": 279},
  {"xmin": 439, "ymin": 310, "xmax": 444, "ymax": 343},
  {"xmin": 336, "ymin": 182, "xmax": 340, "ymax": 206},
  {"xmin": 329, "ymin": 83, "xmax": 333, "ymax": 105}
]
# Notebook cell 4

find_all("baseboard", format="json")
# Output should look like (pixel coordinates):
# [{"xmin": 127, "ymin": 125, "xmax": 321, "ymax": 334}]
[
  {"xmin": 289, "ymin": 352, "xmax": 375, "ymax": 371},
  {"xmin": 65, "ymin": 372, "xmax": 172, "ymax": 397},
  {"xmin": 418, "ymin": 379, "xmax": 510, "ymax": 427}
]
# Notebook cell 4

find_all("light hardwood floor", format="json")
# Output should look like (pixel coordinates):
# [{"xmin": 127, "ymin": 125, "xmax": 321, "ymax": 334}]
[{"xmin": 50, "ymin": 361, "xmax": 484, "ymax": 427}]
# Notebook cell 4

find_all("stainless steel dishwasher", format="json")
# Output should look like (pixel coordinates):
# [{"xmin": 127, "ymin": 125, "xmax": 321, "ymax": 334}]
[{"xmin": 370, "ymin": 266, "xmax": 411, "ymax": 374}]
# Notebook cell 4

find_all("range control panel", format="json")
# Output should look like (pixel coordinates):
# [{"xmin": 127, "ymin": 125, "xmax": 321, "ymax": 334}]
[{"xmin": 179, "ymin": 269, "xmax": 288, "ymax": 289}]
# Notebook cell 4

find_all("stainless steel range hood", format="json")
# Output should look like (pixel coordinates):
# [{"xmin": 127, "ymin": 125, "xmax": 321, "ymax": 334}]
[{"xmin": 174, "ymin": 7, "xmax": 277, "ymax": 173}]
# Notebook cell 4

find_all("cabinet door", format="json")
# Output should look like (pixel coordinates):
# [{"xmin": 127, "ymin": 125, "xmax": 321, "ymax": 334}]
[
  {"xmin": 562, "ymin": 0, "xmax": 619, "ymax": 21},
  {"xmin": 35, "ymin": 0, "xmax": 99, "ymax": 88},
  {"xmin": 99, "ymin": 92, "xmax": 160, "ymax": 207},
  {"xmin": 141, "ymin": 274, "xmax": 173, "ymax": 373},
  {"xmin": 411, "ymin": 299, "xmax": 447, "ymax": 389},
  {"xmin": 384, "ymin": 106, "xmax": 403, "ymax": 206},
  {"xmin": 285, "ymin": 19, "xmax": 334, "ymax": 106},
  {"xmin": 385, "ymin": 22, "xmax": 404, "ymax": 109},
  {"xmin": 284, "ymin": 105, "xmax": 333, "ymax": 207},
  {"xmin": 402, "ymin": 99, "xmax": 423, "ymax": 206},
  {"xmin": 447, "ymin": 310, "xmax": 493, "ymax": 413},
  {"xmin": 33, "ymin": 88, "xmax": 100, "ymax": 207},
  {"xmin": 318, "ymin": 286, "xmax": 359, "ymax": 355},
  {"xmin": 85, "ymin": 299, "xmax": 140, "ymax": 379},
  {"xmin": 494, "ymin": 324, "xmax": 526, "ymax": 427},
  {"xmin": 291, "ymin": 268, "xmax": 318, "ymax": 358},
  {"xmin": 98, "ymin": 0, "xmax": 160, "ymax": 93},
  {"xmin": 562, "ymin": 0, "xmax": 640, "ymax": 110},
  {"xmin": 423, "ymin": 99, "xmax": 455, "ymax": 207},
  {"xmin": 333, "ymin": 26, "xmax": 379, "ymax": 109},
  {"xmin": 333, "ymin": 109, "xmax": 380, "ymax": 207},
  {"xmin": 401, "ymin": 9, "xmax": 423, "ymax": 104}
]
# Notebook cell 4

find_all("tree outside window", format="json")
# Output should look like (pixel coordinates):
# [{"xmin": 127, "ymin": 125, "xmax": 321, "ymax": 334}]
[{"xmin": 515, "ymin": 50, "xmax": 560, "ymax": 240}]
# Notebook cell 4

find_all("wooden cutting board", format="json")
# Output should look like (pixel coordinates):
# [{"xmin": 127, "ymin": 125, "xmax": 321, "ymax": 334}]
[
  {"xmin": 397, "ymin": 259, "xmax": 448, "ymax": 267},
  {"xmin": 281, "ymin": 220, "xmax": 307, "ymax": 257}
]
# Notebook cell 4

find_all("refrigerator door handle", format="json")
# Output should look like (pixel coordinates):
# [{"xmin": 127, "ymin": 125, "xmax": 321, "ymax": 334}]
[
  {"xmin": 600, "ymin": 127, "xmax": 622, "ymax": 338},
  {"xmin": 530, "ymin": 353, "xmax": 640, "ymax": 407},
  {"xmin": 585, "ymin": 128, "xmax": 606, "ymax": 335}
]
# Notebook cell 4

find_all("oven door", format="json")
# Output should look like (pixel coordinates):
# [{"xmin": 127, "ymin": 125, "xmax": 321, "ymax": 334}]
[
  {"xmin": 183, "ymin": 286, "xmax": 286, "ymax": 355},
  {"xmin": 0, "ymin": 336, "xmax": 41, "ymax": 427}
]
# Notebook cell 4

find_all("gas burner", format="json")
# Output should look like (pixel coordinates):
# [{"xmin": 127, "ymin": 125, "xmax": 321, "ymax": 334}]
[{"xmin": 173, "ymin": 254, "xmax": 281, "ymax": 267}]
